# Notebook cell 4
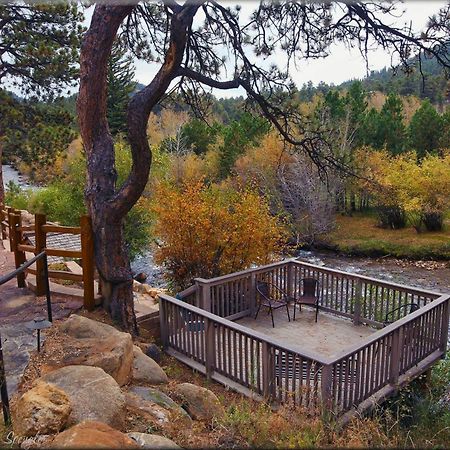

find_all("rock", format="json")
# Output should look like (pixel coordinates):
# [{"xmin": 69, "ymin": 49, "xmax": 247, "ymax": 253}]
[
  {"xmin": 21, "ymin": 435, "xmax": 53, "ymax": 449},
  {"xmin": 132, "ymin": 345, "xmax": 168, "ymax": 384},
  {"xmin": 40, "ymin": 365, "xmax": 125, "ymax": 429},
  {"xmin": 129, "ymin": 387, "xmax": 191, "ymax": 422},
  {"xmin": 127, "ymin": 432, "xmax": 180, "ymax": 449},
  {"xmin": 134, "ymin": 272, "xmax": 148, "ymax": 283},
  {"xmin": 48, "ymin": 315, "xmax": 134, "ymax": 385},
  {"xmin": 125, "ymin": 392, "xmax": 171, "ymax": 426},
  {"xmin": 173, "ymin": 383, "xmax": 223, "ymax": 421},
  {"xmin": 145, "ymin": 343, "xmax": 162, "ymax": 363},
  {"xmin": 12, "ymin": 382, "xmax": 71, "ymax": 437},
  {"xmin": 50, "ymin": 421, "xmax": 138, "ymax": 448}
]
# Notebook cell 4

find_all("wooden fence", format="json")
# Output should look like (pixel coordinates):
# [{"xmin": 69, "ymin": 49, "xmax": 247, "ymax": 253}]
[
  {"xmin": 0, "ymin": 204, "xmax": 95, "ymax": 310},
  {"xmin": 160, "ymin": 259, "xmax": 449, "ymax": 421}
]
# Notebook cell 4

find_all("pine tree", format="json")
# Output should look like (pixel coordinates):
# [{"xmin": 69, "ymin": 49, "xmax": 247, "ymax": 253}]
[
  {"xmin": 408, "ymin": 99, "xmax": 443, "ymax": 159},
  {"xmin": 107, "ymin": 40, "xmax": 136, "ymax": 136}
]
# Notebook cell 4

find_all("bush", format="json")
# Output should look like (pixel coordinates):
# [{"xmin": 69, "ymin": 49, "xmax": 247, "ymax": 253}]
[{"xmin": 152, "ymin": 180, "xmax": 286, "ymax": 289}]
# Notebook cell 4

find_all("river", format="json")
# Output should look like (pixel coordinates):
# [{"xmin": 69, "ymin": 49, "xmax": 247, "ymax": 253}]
[
  {"xmin": 132, "ymin": 248, "xmax": 450, "ymax": 295},
  {"xmin": 2, "ymin": 164, "xmax": 37, "ymax": 190}
]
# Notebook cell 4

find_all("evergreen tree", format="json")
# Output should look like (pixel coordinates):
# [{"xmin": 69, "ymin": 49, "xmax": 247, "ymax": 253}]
[
  {"xmin": 107, "ymin": 40, "xmax": 136, "ymax": 136},
  {"xmin": 439, "ymin": 109, "xmax": 450, "ymax": 150},
  {"xmin": 218, "ymin": 113, "xmax": 271, "ymax": 178},
  {"xmin": 345, "ymin": 81, "xmax": 368, "ymax": 147},
  {"xmin": 181, "ymin": 119, "xmax": 221, "ymax": 155},
  {"xmin": 408, "ymin": 99, "xmax": 443, "ymax": 159},
  {"xmin": 372, "ymin": 93, "xmax": 406, "ymax": 154}
]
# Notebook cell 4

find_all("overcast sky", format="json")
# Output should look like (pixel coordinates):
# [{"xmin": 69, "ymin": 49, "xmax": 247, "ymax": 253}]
[{"xmin": 123, "ymin": 1, "xmax": 447, "ymax": 98}]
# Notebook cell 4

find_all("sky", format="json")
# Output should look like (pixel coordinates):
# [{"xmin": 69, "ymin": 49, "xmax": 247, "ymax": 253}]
[{"xmin": 125, "ymin": 1, "xmax": 448, "ymax": 98}]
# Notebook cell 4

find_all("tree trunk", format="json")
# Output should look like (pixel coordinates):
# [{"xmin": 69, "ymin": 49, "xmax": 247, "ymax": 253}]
[
  {"xmin": 0, "ymin": 145, "xmax": 4, "ymax": 205},
  {"xmin": 77, "ymin": 4, "xmax": 196, "ymax": 333}
]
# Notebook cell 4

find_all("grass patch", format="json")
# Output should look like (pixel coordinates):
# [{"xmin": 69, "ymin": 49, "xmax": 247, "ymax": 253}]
[{"xmin": 324, "ymin": 213, "xmax": 450, "ymax": 260}]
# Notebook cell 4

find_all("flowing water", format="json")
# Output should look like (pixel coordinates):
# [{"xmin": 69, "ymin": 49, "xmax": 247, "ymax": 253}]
[
  {"xmin": 132, "ymin": 247, "xmax": 450, "ymax": 295},
  {"xmin": 2, "ymin": 164, "xmax": 37, "ymax": 190}
]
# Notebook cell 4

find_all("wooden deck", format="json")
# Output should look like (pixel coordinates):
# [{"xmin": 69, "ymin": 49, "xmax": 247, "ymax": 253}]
[
  {"xmin": 238, "ymin": 306, "xmax": 374, "ymax": 359},
  {"xmin": 159, "ymin": 259, "xmax": 450, "ymax": 423}
]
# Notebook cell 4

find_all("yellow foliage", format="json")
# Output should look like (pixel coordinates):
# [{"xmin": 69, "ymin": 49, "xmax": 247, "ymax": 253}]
[
  {"xmin": 358, "ymin": 148, "xmax": 450, "ymax": 229},
  {"xmin": 152, "ymin": 180, "xmax": 286, "ymax": 288}
]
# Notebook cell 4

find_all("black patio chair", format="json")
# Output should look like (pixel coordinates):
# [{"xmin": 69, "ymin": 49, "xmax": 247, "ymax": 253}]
[
  {"xmin": 383, "ymin": 303, "xmax": 420, "ymax": 327},
  {"xmin": 293, "ymin": 278, "xmax": 319, "ymax": 322},
  {"xmin": 255, "ymin": 280, "xmax": 291, "ymax": 328}
]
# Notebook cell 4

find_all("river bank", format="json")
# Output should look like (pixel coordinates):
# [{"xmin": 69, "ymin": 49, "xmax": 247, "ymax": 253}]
[{"xmin": 2, "ymin": 164, "xmax": 38, "ymax": 191}]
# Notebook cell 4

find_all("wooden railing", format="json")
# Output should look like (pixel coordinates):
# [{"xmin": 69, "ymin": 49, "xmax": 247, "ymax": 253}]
[
  {"xmin": 0, "ymin": 205, "xmax": 95, "ymax": 310},
  {"xmin": 160, "ymin": 259, "xmax": 449, "ymax": 421}
]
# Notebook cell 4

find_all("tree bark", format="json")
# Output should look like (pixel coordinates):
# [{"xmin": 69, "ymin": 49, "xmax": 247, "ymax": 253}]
[
  {"xmin": 77, "ymin": 4, "xmax": 196, "ymax": 333},
  {"xmin": 0, "ymin": 145, "xmax": 4, "ymax": 206}
]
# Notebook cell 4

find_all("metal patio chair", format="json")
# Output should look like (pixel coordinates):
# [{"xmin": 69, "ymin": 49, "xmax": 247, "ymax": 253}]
[
  {"xmin": 255, "ymin": 280, "xmax": 291, "ymax": 328},
  {"xmin": 293, "ymin": 277, "xmax": 319, "ymax": 322}
]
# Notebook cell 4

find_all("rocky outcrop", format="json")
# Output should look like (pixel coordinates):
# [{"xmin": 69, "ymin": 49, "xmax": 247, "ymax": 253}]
[
  {"xmin": 173, "ymin": 383, "xmax": 224, "ymax": 421},
  {"xmin": 132, "ymin": 346, "xmax": 168, "ymax": 384},
  {"xmin": 129, "ymin": 387, "xmax": 191, "ymax": 422},
  {"xmin": 12, "ymin": 382, "xmax": 71, "ymax": 437},
  {"xmin": 44, "ymin": 315, "xmax": 134, "ymax": 386},
  {"xmin": 50, "ymin": 421, "xmax": 138, "ymax": 448},
  {"xmin": 40, "ymin": 365, "xmax": 126, "ymax": 429},
  {"xmin": 127, "ymin": 432, "xmax": 180, "ymax": 449}
]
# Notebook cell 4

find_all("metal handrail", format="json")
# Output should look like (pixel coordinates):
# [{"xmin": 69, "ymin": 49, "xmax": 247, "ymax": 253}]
[{"xmin": 0, "ymin": 250, "xmax": 53, "ymax": 426}]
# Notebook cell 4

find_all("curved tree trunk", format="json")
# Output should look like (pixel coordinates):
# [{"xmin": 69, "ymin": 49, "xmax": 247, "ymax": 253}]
[{"xmin": 77, "ymin": 4, "xmax": 196, "ymax": 333}]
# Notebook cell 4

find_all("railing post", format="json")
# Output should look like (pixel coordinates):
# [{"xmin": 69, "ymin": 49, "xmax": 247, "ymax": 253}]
[
  {"xmin": 287, "ymin": 260, "xmax": 294, "ymax": 301},
  {"xmin": 10, "ymin": 213, "xmax": 26, "ymax": 288},
  {"xmin": 205, "ymin": 317, "xmax": 215, "ymax": 380},
  {"xmin": 321, "ymin": 364, "xmax": 333, "ymax": 415},
  {"xmin": 80, "ymin": 215, "xmax": 95, "ymax": 311},
  {"xmin": 159, "ymin": 298, "xmax": 169, "ymax": 350},
  {"xmin": 440, "ymin": 299, "xmax": 449, "ymax": 353},
  {"xmin": 353, "ymin": 279, "xmax": 362, "ymax": 325},
  {"xmin": 262, "ymin": 341, "xmax": 274, "ymax": 399},
  {"xmin": 200, "ymin": 282, "xmax": 211, "ymax": 313},
  {"xmin": 390, "ymin": 327, "xmax": 403, "ymax": 387},
  {"xmin": 34, "ymin": 213, "xmax": 47, "ymax": 296},
  {"xmin": 250, "ymin": 271, "xmax": 257, "ymax": 315}
]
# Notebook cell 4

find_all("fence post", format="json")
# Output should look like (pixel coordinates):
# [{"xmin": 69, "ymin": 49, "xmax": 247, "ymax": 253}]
[
  {"xmin": 205, "ymin": 317, "xmax": 215, "ymax": 380},
  {"xmin": 0, "ymin": 204, "xmax": 7, "ymax": 240},
  {"xmin": 10, "ymin": 213, "xmax": 26, "ymax": 288},
  {"xmin": 80, "ymin": 215, "xmax": 95, "ymax": 311},
  {"xmin": 7, "ymin": 207, "xmax": 14, "ymax": 250},
  {"xmin": 159, "ymin": 298, "xmax": 169, "ymax": 350},
  {"xmin": 34, "ymin": 213, "xmax": 47, "ymax": 296},
  {"xmin": 390, "ymin": 327, "xmax": 403, "ymax": 387},
  {"xmin": 353, "ymin": 279, "xmax": 363, "ymax": 325},
  {"xmin": 321, "ymin": 363, "xmax": 333, "ymax": 417}
]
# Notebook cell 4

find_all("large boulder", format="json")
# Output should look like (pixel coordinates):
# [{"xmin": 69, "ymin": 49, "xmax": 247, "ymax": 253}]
[
  {"xmin": 50, "ymin": 421, "xmax": 138, "ymax": 448},
  {"xmin": 129, "ymin": 387, "xmax": 191, "ymax": 423},
  {"xmin": 40, "ymin": 365, "xmax": 126, "ymax": 429},
  {"xmin": 127, "ymin": 432, "xmax": 180, "ymax": 449},
  {"xmin": 45, "ymin": 315, "xmax": 134, "ymax": 385},
  {"xmin": 173, "ymin": 383, "xmax": 223, "ymax": 421},
  {"xmin": 12, "ymin": 382, "xmax": 71, "ymax": 437},
  {"xmin": 132, "ymin": 346, "xmax": 168, "ymax": 384}
]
